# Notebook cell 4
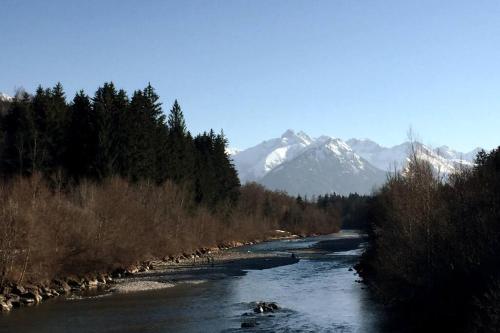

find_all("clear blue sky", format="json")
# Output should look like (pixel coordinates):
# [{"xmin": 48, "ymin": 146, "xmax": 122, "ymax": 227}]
[{"xmin": 1, "ymin": 0, "xmax": 499, "ymax": 152}]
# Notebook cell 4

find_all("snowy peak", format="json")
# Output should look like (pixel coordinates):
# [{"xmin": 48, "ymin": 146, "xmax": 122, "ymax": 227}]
[
  {"xmin": 260, "ymin": 136, "xmax": 385, "ymax": 196},
  {"xmin": 348, "ymin": 140, "xmax": 479, "ymax": 175},
  {"xmin": 232, "ymin": 130, "xmax": 483, "ymax": 196},
  {"xmin": 226, "ymin": 147, "xmax": 241, "ymax": 156},
  {"xmin": 232, "ymin": 129, "xmax": 313, "ymax": 182},
  {"xmin": 0, "ymin": 93, "xmax": 13, "ymax": 102},
  {"xmin": 280, "ymin": 129, "xmax": 313, "ymax": 145}
]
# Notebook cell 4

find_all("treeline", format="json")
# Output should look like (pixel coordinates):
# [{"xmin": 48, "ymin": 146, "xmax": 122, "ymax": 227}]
[
  {"xmin": 0, "ymin": 83, "xmax": 239, "ymax": 207},
  {"xmin": 359, "ymin": 145, "xmax": 500, "ymax": 332},
  {"xmin": 0, "ymin": 83, "xmax": 341, "ymax": 285},
  {"xmin": 0, "ymin": 176, "xmax": 340, "ymax": 285},
  {"xmin": 316, "ymin": 193, "xmax": 372, "ymax": 229}
]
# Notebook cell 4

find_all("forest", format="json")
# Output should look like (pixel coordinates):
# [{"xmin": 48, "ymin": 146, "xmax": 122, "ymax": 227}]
[
  {"xmin": 359, "ymin": 144, "xmax": 500, "ymax": 332},
  {"xmin": 0, "ymin": 83, "xmax": 344, "ymax": 286}
]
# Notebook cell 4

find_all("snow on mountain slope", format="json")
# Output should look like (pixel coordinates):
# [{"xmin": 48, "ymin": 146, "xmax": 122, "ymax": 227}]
[
  {"xmin": 348, "ymin": 139, "xmax": 479, "ymax": 175},
  {"xmin": 231, "ymin": 129, "xmax": 313, "ymax": 182},
  {"xmin": 260, "ymin": 137, "xmax": 386, "ymax": 196},
  {"xmin": 226, "ymin": 147, "xmax": 241, "ymax": 156},
  {"xmin": 0, "ymin": 93, "xmax": 13, "ymax": 102},
  {"xmin": 233, "ymin": 130, "xmax": 483, "ymax": 196}
]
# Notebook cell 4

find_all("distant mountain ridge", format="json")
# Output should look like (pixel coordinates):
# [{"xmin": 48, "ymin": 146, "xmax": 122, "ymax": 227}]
[
  {"xmin": 0, "ymin": 92, "xmax": 13, "ymax": 102},
  {"xmin": 231, "ymin": 130, "xmax": 481, "ymax": 196}
]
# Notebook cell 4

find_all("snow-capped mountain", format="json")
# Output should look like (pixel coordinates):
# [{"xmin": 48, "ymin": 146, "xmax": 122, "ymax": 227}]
[
  {"xmin": 260, "ymin": 137, "xmax": 386, "ymax": 196},
  {"xmin": 232, "ymin": 130, "xmax": 313, "ymax": 183},
  {"xmin": 226, "ymin": 147, "xmax": 241, "ymax": 156},
  {"xmin": 232, "ymin": 130, "xmax": 482, "ymax": 196},
  {"xmin": 347, "ymin": 139, "xmax": 480, "ymax": 175},
  {"xmin": 0, "ymin": 93, "xmax": 13, "ymax": 102}
]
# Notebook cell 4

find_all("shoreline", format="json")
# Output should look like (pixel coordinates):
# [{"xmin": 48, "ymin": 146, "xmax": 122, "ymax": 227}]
[
  {"xmin": 0, "ymin": 230, "xmax": 306, "ymax": 312},
  {"xmin": 110, "ymin": 251, "xmax": 300, "ymax": 293}
]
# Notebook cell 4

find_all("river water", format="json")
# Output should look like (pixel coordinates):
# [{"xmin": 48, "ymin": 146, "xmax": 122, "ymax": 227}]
[{"xmin": 0, "ymin": 230, "xmax": 384, "ymax": 333}]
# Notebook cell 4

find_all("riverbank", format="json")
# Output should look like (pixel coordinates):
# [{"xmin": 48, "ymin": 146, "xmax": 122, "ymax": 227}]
[
  {"xmin": 0, "ymin": 231, "xmax": 382, "ymax": 333},
  {"xmin": 110, "ymin": 249, "xmax": 299, "ymax": 294},
  {"xmin": 0, "ymin": 230, "xmax": 301, "ymax": 313}
]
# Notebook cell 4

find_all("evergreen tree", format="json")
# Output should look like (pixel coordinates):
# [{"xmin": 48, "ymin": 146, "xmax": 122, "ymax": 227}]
[
  {"xmin": 66, "ymin": 91, "xmax": 98, "ymax": 179},
  {"xmin": 92, "ymin": 82, "xmax": 130, "ymax": 179},
  {"xmin": 166, "ymin": 100, "xmax": 195, "ymax": 184},
  {"xmin": 0, "ymin": 82, "xmax": 242, "ymax": 210},
  {"xmin": 1, "ymin": 91, "xmax": 36, "ymax": 175},
  {"xmin": 31, "ymin": 83, "xmax": 68, "ymax": 175},
  {"xmin": 127, "ymin": 83, "xmax": 165, "ymax": 181}
]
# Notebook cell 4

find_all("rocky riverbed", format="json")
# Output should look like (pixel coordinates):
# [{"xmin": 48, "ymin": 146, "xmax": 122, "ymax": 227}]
[{"xmin": 0, "ymin": 233, "xmax": 300, "ymax": 313}]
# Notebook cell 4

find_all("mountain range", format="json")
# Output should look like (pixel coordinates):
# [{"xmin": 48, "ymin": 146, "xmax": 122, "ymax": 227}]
[
  {"xmin": 231, "ymin": 130, "xmax": 481, "ymax": 196},
  {"xmin": 0, "ymin": 93, "xmax": 13, "ymax": 102}
]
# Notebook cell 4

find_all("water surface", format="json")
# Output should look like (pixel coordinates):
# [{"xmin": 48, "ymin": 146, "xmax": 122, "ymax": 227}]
[{"xmin": 0, "ymin": 230, "xmax": 383, "ymax": 333}]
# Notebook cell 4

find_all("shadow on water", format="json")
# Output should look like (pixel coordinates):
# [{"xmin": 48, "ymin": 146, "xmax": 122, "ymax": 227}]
[{"xmin": 0, "ymin": 230, "xmax": 385, "ymax": 333}]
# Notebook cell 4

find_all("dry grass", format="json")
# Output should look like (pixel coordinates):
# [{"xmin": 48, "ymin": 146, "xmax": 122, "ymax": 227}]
[{"xmin": 0, "ymin": 176, "xmax": 340, "ymax": 285}]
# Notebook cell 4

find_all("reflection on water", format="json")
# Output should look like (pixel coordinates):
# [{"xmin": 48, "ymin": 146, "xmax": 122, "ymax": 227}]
[{"xmin": 0, "ymin": 231, "xmax": 383, "ymax": 333}]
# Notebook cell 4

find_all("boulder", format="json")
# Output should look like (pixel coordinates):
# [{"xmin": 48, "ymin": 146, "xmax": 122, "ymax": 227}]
[
  {"xmin": 20, "ymin": 297, "xmax": 35, "ymax": 306},
  {"xmin": 254, "ymin": 302, "xmax": 279, "ymax": 313},
  {"xmin": 126, "ymin": 266, "xmax": 139, "ymax": 274},
  {"xmin": 52, "ymin": 279, "xmax": 71, "ymax": 294},
  {"xmin": 0, "ymin": 300, "xmax": 12, "ymax": 312},
  {"xmin": 24, "ymin": 290, "xmax": 42, "ymax": 303},
  {"xmin": 7, "ymin": 294, "xmax": 21, "ymax": 308},
  {"xmin": 12, "ymin": 284, "xmax": 26, "ymax": 295},
  {"xmin": 111, "ymin": 268, "xmax": 129, "ymax": 278},
  {"xmin": 87, "ymin": 279, "xmax": 99, "ymax": 288},
  {"xmin": 97, "ymin": 274, "xmax": 107, "ymax": 284},
  {"xmin": 66, "ymin": 277, "xmax": 83, "ymax": 290}
]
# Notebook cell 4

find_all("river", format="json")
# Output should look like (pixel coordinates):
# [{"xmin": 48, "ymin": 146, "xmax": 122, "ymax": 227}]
[{"xmin": 0, "ymin": 230, "xmax": 384, "ymax": 333}]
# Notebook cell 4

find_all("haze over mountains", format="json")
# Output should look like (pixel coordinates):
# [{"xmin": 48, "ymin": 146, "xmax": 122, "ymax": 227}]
[{"xmin": 231, "ymin": 130, "xmax": 481, "ymax": 196}]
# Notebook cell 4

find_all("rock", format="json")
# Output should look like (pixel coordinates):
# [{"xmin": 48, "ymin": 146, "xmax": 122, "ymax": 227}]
[
  {"xmin": 24, "ymin": 291, "xmax": 42, "ymax": 303},
  {"xmin": 348, "ymin": 267, "xmax": 353, "ymax": 271},
  {"xmin": 20, "ymin": 297, "xmax": 35, "ymax": 306},
  {"xmin": 7, "ymin": 294, "xmax": 21, "ymax": 308},
  {"xmin": 24, "ymin": 284, "xmax": 41, "ymax": 293},
  {"xmin": 112, "ymin": 268, "xmax": 130, "ymax": 278},
  {"xmin": 0, "ymin": 300, "xmax": 12, "ymax": 312},
  {"xmin": 267, "ymin": 302, "xmax": 279, "ymax": 310},
  {"xmin": 126, "ymin": 266, "xmax": 139, "ymax": 274},
  {"xmin": 254, "ymin": 305, "xmax": 264, "ymax": 313},
  {"xmin": 87, "ymin": 279, "xmax": 98, "ymax": 288},
  {"xmin": 254, "ymin": 302, "xmax": 278, "ymax": 313},
  {"xmin": 97, "ymin": 274, "xmax": 107, "ymax": 284},
  {"xmin": 66, "ymin": 277, "xmax": 83, "ymax": 290},
  {"xmin": 12, "ymin": 284, "xmax": 26, "ymax": 295},
  {"xmin": 52, "ymin": 279, "xmax": 71, "ymax": 294}
]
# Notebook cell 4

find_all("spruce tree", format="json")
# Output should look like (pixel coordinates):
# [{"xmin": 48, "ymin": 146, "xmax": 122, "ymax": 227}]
[
  {"xmin": 1, "ymin": 91, "xmax": 36, "ymax": 175},
  {"xmin": 66, "ymin": 90, "xmax": 97, "ymax": 179},
  {"xmin": 166, "ymin": 100, "xmax": 195, "ymax": 184}
]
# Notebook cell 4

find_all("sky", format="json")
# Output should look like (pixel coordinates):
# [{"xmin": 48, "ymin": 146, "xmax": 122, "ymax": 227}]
[{"xmin": 1, "ymin": 0, "xmax": 499, "ymax": 152}]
